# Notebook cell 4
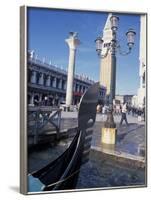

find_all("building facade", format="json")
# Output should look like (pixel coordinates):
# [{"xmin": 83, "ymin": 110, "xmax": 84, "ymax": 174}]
[
  {"xmin": 115, "ymin": 95, "xmax": 133, "ymax": 106},
  {"xmin": 27, "ymin": 53, "xmax": 106, "ymax": 106},
  {"xmin": 131, "ymin": 95, "xmax": 138, "ymax": 108},
  {"xmin": 137, "ymin": 14, "xmax": 146, "ymax": 108}
]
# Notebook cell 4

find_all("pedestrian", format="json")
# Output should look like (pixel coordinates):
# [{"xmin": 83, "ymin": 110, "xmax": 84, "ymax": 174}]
[
  {"xmin": 113, "ymin": 104, "xmax": 116, "ymax": 115},
  {"xmin": 132, "ymin": 107, "xmax": 135, "ymax": 116},
  {"xmin": 116, "ymin": 104, "xmax": 121, "ymax": 115},
  {"xmin": 96, "ymin": 104, "xmax": 101, "ymax": 113},
  {"xmin": 137, "ymin": 107, "xmax": 142, "ymax": 122},
  {"xmin": 120, "ymin": 102, "xmax": 128, "ymax": 126},
  {"xmin": 127, "ymin": 105, "xmax": 131, "ymax": 115}
]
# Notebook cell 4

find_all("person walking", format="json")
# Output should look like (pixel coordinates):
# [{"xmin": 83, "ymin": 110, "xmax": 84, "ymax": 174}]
[
  {"xmin": 120, "ymin": 102, "xmax": 128, "ymax": 126},
  {"xmin": 116, "ymin": 104, "xmax": 121, "ymax": 115},
  {"xmin": 102, "ymin": 105, "xmax": 106, "ymax": 121},
  {"xmin": 137, "ymin": 107, "xmax": 142, "ymax": 122},
  {"xmin": 96, "ymin": 104, "xmax": 101, "ymax": 113}
]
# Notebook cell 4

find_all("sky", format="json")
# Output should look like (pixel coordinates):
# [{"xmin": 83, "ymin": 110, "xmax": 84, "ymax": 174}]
[{"xmin": 28, "ymin": 7, "xmax": 140, "ymax": 95}]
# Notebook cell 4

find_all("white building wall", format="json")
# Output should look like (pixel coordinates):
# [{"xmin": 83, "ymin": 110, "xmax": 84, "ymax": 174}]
[
  {"xmin": 137, "ymin": 14, "xmax": 146, "ymax": 108},
  {"xmin": 131, "ymin": 95, "xmax": 138, "ymax": 107}
]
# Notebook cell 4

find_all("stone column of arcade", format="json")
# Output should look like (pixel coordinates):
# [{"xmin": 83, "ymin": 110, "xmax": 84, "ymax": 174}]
[
  {"xmin": 53, "ymin": 77, "xmax": 57, "ymax": 88},
  {"xmin": 39, "ymin": 73, "xmax": 44, "ymax": 85},
  {"xmin": 29, "ymin": 93, "xmax": 34, "ymax": 105},
  {"xmin": 58, "ymin": 79, "xmax": 62, "ymax": 89},
  {"xmin": 65, "ymin": 32, "xmax": 80, "ymax": 111},
  {"xmin": 46, "ymin": 75, "xmax": 51, "ymax": 87},
  {"xmin": 30, "ymin": 70, "xmax": 37, "ymax": 84}
]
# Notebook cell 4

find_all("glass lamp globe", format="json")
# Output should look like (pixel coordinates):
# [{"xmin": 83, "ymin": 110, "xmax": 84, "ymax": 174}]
[
  {"xmin": 95, "ymin": 36, "xmax": 103, "ymax": 55},
  {"xmin": 110, "ymin": 15, "xmax": 119, "ymax": 31},
  {"xmin": 126, "ymin": 28, "xmax": 136, "ymax": 48}
]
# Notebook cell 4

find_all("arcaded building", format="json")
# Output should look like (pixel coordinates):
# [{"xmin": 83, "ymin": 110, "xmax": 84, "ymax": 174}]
[{"xmin": 27, "ymin": 53, "xmax": 106, "ymax": 106}]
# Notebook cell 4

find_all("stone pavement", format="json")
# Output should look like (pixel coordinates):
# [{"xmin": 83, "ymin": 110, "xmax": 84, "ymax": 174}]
[
  {"xmin": 91, "ymin": 122, "xmax": 145, "ymax": 160},
  {"xmin": 60, "ymin": 111, "xmax": 146, "ymax": 160},
  {"xmin": 76, "ymin": 112, "xmax": 146, "ymax": 189},
  {"xmin": 60, "ymin": 111, "xmax": 146, "ymax": 189},
  {"xmin": 76, "ymin": 156, "xmax": 145, "ymax": 189}
]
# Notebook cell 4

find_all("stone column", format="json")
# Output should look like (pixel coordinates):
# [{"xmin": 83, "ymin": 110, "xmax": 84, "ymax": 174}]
[
  {"xmin": 53, "ymin": 77, "xmax": 57, "ymax": 88},
  {"xmin": 73, "ymin": 83, "xmax": 76, "ymax": 92},
  {"xmin": 39, "ymin": 73, "xmax": 44, "ymax": 85},
  {"xmin": 46, "ymin": 75, "xmax": 51, "ymax": 87},
  {"xmin": 39, "ymin": 93, "xmax": 42, "ymax": 104},
  {"xmin": 65, "ymin": 32, "xmax": 80, "ymax": 108},
  {"xmin": 81, "ymin": 86, "xmax": 83, "ymax": 93},
  {"xmin": 76, "ymin": 84, "xmax": 79, "ymax": 92},
  {"xmin": 30, "ymin": 70, "xmax": 37, "ymax": 84},
  {"xmin": 79, "ymin": 85, "xmax": 82, "ymax": 93},
  {"xmin": 83, "ymin": 86, "xmax": 85, "ymax": 93},
  {"xmin": 29, "ymin": 93, "xmax": 34, "ymax": 105},
  {"xmin": 65, "ymin": 32, "xmax": 80, "ymax": 109},
  {"xmin": 59, "ymin": 79, "xmax": 62, "ymax": 89},
  {"xmin": 64, "ymin": 80, "xmax": 67, "ymax": 90},
  {"xmin": 50, "ymin": 76, "xmax": 53, "ymax": 87}
]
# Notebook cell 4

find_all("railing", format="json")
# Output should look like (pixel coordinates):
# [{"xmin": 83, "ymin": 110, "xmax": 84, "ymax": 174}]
[{"xmin": 28, "ymin": 106, "xmax": 62, "ymax": 144}]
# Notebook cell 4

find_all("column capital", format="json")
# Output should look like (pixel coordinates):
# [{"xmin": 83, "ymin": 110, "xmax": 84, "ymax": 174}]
[
  {"xmin": 65, "ymin": 32, "xmax": 80, "ymax": 50},
  {"xmin": 31, "ymin": 70, "xmax": 36, "ymax": 75},
  {"xmin": 45, "ymin": 74, "xmax": 50, "ymax": 79},
  {"xmin": 39, "ymin": 72, "xmax": 43, "ymax": 77}
]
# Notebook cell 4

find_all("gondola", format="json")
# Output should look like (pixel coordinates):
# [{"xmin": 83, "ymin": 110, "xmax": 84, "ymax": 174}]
[{"xmin": 28, "ymin": 82, "xmax": 99, "ymax": 192}]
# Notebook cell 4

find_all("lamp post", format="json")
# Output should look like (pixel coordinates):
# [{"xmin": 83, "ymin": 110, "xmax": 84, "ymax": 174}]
[{"xmin": 95, "ymin": 15, "xmax": 136, "ymax": 145}]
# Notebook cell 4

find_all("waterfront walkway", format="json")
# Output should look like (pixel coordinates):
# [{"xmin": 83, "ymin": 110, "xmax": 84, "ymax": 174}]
[{"xmin": 61, "ymin": 111, "xmax": 145, "ymax": 160}]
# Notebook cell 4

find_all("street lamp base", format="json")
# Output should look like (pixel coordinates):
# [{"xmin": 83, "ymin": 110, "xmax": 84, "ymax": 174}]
[
  {"xmin": 101, "ymin": 127, "xmax": 117, "ymax": 145},
  {"xmin": 101, "ymin": 110, "xmax": 117, "ymax": 145},
  {"xmin": 104, "ymin": 110, "xmax": 116, "ymax": 128}
]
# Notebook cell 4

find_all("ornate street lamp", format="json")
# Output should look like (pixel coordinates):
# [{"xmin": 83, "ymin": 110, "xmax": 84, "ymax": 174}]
[
  {"xmin": 95, "ymin": 17, "xmax": 136, "ymax": 57},
  {"xmin": 95, "ymin": 15, "xmax": 136, "ymax": 145},
  {"xmin": 126, "ymin": 28, "xmax": 136, "ymax": 49}
]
